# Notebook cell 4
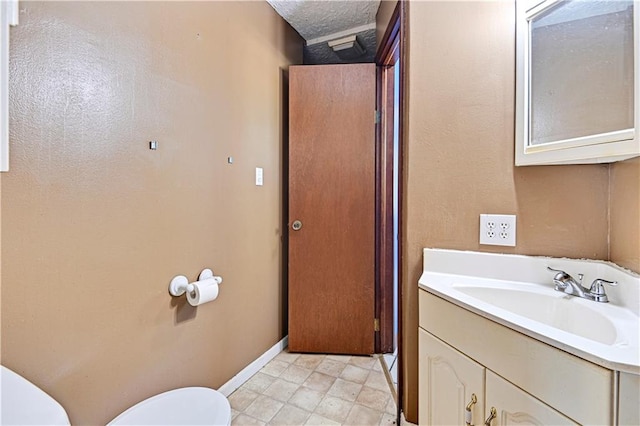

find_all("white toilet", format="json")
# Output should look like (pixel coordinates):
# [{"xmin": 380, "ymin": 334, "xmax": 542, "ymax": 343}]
[
  {"xmin": 0, "ymin": 366, "xmax": 71, "ymax": 426},
  {"xmin": 1, "ymin": 365, "xmax": 231, "ymax": 426},
  {"xmin": 107, "ymin": 387, "xmax": 231, "ymax": 426}
]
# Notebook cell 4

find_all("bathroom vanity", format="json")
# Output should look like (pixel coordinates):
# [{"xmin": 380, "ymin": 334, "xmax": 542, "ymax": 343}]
[{"xmin": 418, "ymin": 249, "xmax": 640, "ymax": 425}]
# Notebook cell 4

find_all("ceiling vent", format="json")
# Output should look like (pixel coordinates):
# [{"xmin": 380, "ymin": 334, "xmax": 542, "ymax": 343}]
[{"xmin": 327, "ymin": 35, "xmax": 365, "ymax": 60}]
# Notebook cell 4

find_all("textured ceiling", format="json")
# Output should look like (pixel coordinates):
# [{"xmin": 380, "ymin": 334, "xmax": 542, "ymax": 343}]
[
  {"xmin": 267, "ymin": 0, "xmax": 380, "ymax": 42},
  {"xmin": 267, "ymin": 0, "xmax": 381, "ymax": 64}
]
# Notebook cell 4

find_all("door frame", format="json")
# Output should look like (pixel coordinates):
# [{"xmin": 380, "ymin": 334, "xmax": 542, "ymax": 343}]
[{"xmin": 375, "ymin": 0, "xmax": 406, "ymax": 422}]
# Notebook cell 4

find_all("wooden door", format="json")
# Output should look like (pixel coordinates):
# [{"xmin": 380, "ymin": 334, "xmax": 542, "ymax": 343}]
[
  {"xmin": 419, "ymin": 329, "xmax": 485, "ymax": 426},
  {"xmin": 288, "ymin": 64, "xmax": 375, "ymax": 355}
]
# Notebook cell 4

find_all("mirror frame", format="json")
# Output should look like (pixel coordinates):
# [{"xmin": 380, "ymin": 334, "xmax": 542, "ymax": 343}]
[
  {"xmin": 515, "ymin": 0, "xmax": 640, "ymax": 166},
  {"xmin": 0, "ymin": 0, "xmax": 18, "ymax": 172}
]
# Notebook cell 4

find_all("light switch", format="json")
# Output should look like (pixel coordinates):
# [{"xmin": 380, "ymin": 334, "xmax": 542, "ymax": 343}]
[{"xmin": 255, "ymin": 167, "xmax": 263, "ymax": 186}]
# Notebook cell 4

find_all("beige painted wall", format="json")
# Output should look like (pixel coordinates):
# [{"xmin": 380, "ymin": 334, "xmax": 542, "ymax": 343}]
[
  {"xmin": 1, "ymin": 1, "xmax": 302, "ymax": 424},
  {"xmin": 611, "ymin": 157, "xmax": 640, "ymax": 271},
  {"xmin": 401, "ymin": 0, "xmax": 638, "ymax": 421}
]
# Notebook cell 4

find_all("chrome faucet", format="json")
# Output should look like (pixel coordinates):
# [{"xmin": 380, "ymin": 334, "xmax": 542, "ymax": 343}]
[{"xmin": 547, "ymin": 267, "xmax": 617, "ymax": 303}]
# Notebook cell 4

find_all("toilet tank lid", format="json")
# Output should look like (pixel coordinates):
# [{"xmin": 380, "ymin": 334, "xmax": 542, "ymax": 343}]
[
  {"xmin": 107, "ymin": 387, "xmax": 231, "ymax": 426},
  {"xmin": 0, "ymin": 366, "xmax": 71, "ymax": 426}
]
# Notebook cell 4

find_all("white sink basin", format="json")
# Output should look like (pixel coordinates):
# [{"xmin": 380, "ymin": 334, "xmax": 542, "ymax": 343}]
[
  {"xmin": 454, "ymin": 285, "xmax": 619, "ymax": 345},
  {"xmin": 418, "ymin": 249, "xmax": 640, "ymax": 374}
]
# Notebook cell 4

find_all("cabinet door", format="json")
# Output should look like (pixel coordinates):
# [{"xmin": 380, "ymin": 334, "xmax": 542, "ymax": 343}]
[
  {"xmin": 485, "ymin": 371, "xmax": 578, "ymax": 425},
  {"xmin": 419, "ymin": 329, "xmax": 484, "ymax": 426},
  {"xmin": 619, "ymin": 372, "xmax": 640, "ymax": 426}
]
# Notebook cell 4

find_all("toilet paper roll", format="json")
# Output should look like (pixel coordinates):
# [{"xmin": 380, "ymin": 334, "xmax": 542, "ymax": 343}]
[{"xmin": 186, "ymin": 278, "xmax": 219, "ymax": 307}]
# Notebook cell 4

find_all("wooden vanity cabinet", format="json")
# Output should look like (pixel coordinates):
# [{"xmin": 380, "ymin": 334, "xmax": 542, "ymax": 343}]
[
  {"xmin": 419, "ymin": 329, "xmax": 576, "ymax": 425},
  {"xmin": 418, "ymin": 289, "xmax": 619, "ymax": 425}
]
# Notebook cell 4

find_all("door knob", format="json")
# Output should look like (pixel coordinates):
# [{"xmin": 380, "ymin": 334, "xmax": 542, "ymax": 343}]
[{"xmin": 292, "ymin": 220, "xmax": 303, "ymax": 231}]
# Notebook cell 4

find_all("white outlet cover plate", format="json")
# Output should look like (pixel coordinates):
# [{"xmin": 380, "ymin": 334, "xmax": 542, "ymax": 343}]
[
  {"xmin": 480, "ymin": 214, "xmax": 516, "ymax": 246},
  {"xmin": 255, "ymin": 167, "xmax": 263, "ymax": 186}
]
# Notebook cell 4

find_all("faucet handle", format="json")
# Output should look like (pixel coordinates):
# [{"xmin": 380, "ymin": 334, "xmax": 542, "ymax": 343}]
[
  {"xmin": 588, "ymin": 279, "xmax": 617, "ymax": 303},
  {"xmin": 547, "ymin": 266, "xmax": 582, "ymax": 282},
  {"xmin": 547, "ymin": 266, "xmax": 570, "ymax": 290},
  {"xmin": 589, "ymin": 278, "xmax": 617, "ymax": 292}
]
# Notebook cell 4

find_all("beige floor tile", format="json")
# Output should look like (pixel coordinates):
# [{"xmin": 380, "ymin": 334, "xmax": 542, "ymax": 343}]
[
  {"xmin": 280, "ymin": 364, "xmax": 313, "ymax": 385},
  {"xmin": 349, "ymin": 356, "xmax": 378, "ymax": 370},
  {"xmin": 304, "ymin": 413, "xmax": 341, "ymax": 425},
  {"xmin": 244, "ymin": 395, "xmax": 284, "ymax": 423},
  {"xmin": 263, "ymin": 378, "xmax": 300, "ymax": 403},
  {"xmin": 275, "ymin": 351, "xmax": 301, "ymax": 364},
  {"xmin": 232, "ymin": 413, "xmax": 266, "ymax": 426},
  {"xmin": 365, "ymin": 370, "xmax": 391, "ymax": 392},
  {"xmin": 385, "ymin": 398, "xmax": 397, "ymax": 414},
  {"xmin": 343, "ymin": 404, "xmax": 384, "ymax": 426},
  {"xmin": 231, "ymin": 349, "xmax": 397, "ymax": 426},
  {"xmin": 293, "ymin": 355, "xmax": 325, "ymax": 370},
  {"xmin": 302, "ymin": 371, "xmax": 336, "ymax": 393},
  {"xmin": 261, "ymin": 360, "xmax": 290, "ymax": 378},
  {"xmin": 356, "ymin": 386, "xmax": 391, "ymax": 410},
  {"xmin": 380, "ymin": 412, "xmax": 398, "ymax": 425},
  {"xmin": 315, "ymin": 358, "xmax": 347, "ymax": 377},
  {"xmin": 327, "ymin": 378, "xmax": 363, "ymax": 402},
  {"xmin": 231, "ymin": 409, "xmax": 240, "ymax": 420},
  {"xmin": 340, "ymin": 364, "xmax": 371, "ymax": 384},
  {"xmin": 229, "ymin": 388, "xmax": 260, "ymax": 411},
  {"xmin": 326, "ymin": 354, "xmax": 352, "ymax": 363},
  {"xmin": 288, "ymin": 386, "xmax": 325, "ymax": 412},
  {"xmin": 269, "ymin": 404, "xmax": 311, "ymax": 425},
  {"xmin": 244, "ymin": 372, "xmax": 277, "ymax": 394},
  {"xmin": 373, "ymin": 359, "xmax": 384, "ymax": 372},
  {"xmin": 314, "ymin": 395, "xmax": 354, "ymax": 423}
]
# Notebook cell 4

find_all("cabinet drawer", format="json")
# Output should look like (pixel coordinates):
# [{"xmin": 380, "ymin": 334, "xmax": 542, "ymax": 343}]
[{"xmin": 419, "ymin": 289, "xmax": 613, "ymax": 425}]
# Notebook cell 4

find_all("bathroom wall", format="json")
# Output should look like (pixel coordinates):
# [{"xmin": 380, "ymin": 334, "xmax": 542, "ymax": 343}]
[
  {"xmin": 611, "ymin": 158, "xmax": 640, "ymax": 271},
  {"xmin": 401, "ymin": 0, "xmax": 633, "ymax": 421},
  {"xmin": 1, "ymin": 1, "xmax": 302, "ymax": 424}
]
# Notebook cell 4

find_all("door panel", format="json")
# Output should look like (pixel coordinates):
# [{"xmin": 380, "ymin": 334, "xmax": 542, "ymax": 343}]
[{"xmin": 288, "ymin": 64, "xmax": 375, "ymax": 355}]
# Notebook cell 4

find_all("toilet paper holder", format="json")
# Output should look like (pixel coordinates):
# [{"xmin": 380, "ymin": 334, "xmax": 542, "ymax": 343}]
[{"xmin": 169, "ymin": 269, "xmax": 223, "ymax": 297}]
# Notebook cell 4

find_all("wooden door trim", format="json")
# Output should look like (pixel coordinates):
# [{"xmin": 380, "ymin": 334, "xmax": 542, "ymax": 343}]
[
  {"xmin": 375, "ymin": 2, "xmax": 403, "ymax": 355},
  {"xmin": 376, "ymin": 3, "xmax": 401, "ymax": 64},
  {"xmin": 375, "ymin": 0, "xmax": 406, "ymax": 423},
  {"xmin": 376, "ymin": 61, "xmax": 397, "ymax": 355}
]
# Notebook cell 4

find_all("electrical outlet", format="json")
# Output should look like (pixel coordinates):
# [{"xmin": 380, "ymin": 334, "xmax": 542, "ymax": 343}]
[{"xmin": 480, "ymin": 214, "xmax": 516, "ymax": 246}]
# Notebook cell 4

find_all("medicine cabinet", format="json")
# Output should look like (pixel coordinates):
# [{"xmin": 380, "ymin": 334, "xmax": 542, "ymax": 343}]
[
  {"xmin": 516, "ymin": 0, "xmax": 640, "ymax": 165},
  {"xmin": 1, "ymin": 0, "xmax": 19, "ymax": 172}
]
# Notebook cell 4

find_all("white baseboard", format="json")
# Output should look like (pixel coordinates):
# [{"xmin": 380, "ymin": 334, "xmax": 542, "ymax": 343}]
[{"xmin": 218, "ymin": 336, "xmax": 288, "ymax": 397}]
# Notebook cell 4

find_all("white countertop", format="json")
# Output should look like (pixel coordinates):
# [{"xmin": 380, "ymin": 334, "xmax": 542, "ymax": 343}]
[{"xmin": 418, "ymin": 249, "xmax": 640, "ymax": 375}]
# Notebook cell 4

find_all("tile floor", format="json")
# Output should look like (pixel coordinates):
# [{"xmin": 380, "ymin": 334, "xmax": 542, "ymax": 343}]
[{"xmin": 229, "ymin": 351, "xmax": 397, "ymax": 425}]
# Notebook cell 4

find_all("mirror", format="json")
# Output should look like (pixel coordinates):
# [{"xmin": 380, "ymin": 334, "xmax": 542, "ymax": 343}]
[{"xmin": 516, "ymin": 0, "xmax": 640, "ymax": 165}]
